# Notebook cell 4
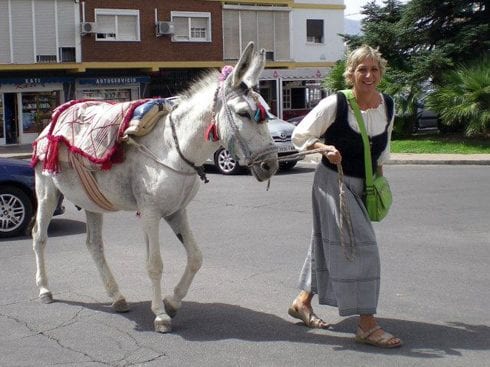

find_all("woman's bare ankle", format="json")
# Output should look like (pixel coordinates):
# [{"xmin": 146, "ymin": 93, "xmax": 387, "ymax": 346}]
[
  {"xmin": 359, "ymin": 315, "xmax": 377, "ymax": 331},
  {"xmin": 293, "ymin": 291, "xmax": 313, "ymax": 309}
]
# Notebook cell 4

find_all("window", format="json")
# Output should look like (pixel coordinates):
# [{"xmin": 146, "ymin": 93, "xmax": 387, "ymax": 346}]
[
  {"xmin": 95, "ymin": 9, "xmax": 140, "ymax": 41},
  {"xmin": 59, "ymin": 47, "xmax": 76, "ymax": 62},
  {"xmin": 306, "ymin": 19, "xmax": 324, "ymax": 43},
  {"xmin": 171, "ymin": 11, "xmax": 211, "ymax": 42},
  {"xmin": 36, "ymin": 55, "xmax": 57, "ymax": 63},
  {"xmin": 283, "ymin": 89, "xmax": 291, "ymax": 109}
]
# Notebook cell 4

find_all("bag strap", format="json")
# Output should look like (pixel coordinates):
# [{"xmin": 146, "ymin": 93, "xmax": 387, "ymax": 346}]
[{"xmin": 340, "ymin": 89, "xmax": 374, "ymax": 187}]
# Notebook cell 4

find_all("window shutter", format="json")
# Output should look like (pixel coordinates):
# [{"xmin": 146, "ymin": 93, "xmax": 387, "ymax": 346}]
[
  {"xmin": 258, "ymin": 11, "xmax": 274, "ymax": 52},
  {"xmin": 223, "ymin": 10, "xmax": 240, "ymax": 60},
  {"xmin": 35, "ymin": 0, "xmax": 56, "ymax": 57},
  {"xmin": 0, "ymin": 1, "xmax": 11, "ymax": 63},
  {"xmin": 57, "ymin": 0, "xmax": 76, "ymax": 48},
  {"xmin": 240, "ymin": 11, "xmax": 258, "ymax": 46},
  {"xmin": 274, "ymin": 11, "xmax": 290, "ymax": 61},
  {"xmin": 173, "ymin": 17, "xmax": 189, "ymax": 40},
  {"xmin": 11, "ymin": 0, "xmax": 34, "ymax": 63},
  {"xmin": 118, "ymin": 15, "xmax": 138, "ymax": 41},
  {"xmin": 97, "ymin": 15, "xmax": 116, "ymax": 34}
]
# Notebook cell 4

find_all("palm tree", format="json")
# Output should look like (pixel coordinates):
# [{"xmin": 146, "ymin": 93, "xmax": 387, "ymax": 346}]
[{"xmin": 426, "ymin": 56, "xmax": 490, "ymax": 137}]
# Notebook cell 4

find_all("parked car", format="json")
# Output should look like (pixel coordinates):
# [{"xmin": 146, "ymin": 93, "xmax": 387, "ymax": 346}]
[
  {"xmin": 0, "ymin": 158, "xmax": 64, "ymax": 238},
  {"xmin": 414, "ymin": 101, "xmax": 439, "ymax": 132},
  {"xmin": 287, "ymin": 115, "xmax": 306, "ymax": 126},
  {"xmin": 211, "ymin": 111, "xmax": 300, "ymax": 175}
]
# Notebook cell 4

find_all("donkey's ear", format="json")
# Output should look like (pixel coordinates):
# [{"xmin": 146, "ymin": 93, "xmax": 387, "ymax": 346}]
[{"xmin": 231, "ymin": 42, "xmax": 257, "ymax": 88}]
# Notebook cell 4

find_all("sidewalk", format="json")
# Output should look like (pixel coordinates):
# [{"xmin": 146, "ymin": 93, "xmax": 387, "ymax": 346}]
[
  {"xmin": 298, "ymin": 152, "xmax": 490, "ymax": 165},
  {"xmin": 2, "ymin": 144, "xmax": 490, "ymax": 165}
]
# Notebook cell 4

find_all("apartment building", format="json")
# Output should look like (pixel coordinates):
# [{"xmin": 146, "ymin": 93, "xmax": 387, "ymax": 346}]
[
  {"xmin": 224, "ymin": 0, "xmax": 345, "ymax": 119},
  {"xmin": 0, "ymin": 0, "xmax": 345, "ymax": 146}
]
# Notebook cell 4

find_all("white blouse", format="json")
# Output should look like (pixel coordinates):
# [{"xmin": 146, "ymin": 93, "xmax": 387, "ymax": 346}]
[{"xmin": 292, "ymin": 93, "xmax": 395, "ymax": 165}]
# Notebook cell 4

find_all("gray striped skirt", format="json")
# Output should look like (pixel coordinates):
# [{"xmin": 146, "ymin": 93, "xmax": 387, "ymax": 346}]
[{"xmin": 298, "ymin": 164, "xmax": 380, "ymax": 316}]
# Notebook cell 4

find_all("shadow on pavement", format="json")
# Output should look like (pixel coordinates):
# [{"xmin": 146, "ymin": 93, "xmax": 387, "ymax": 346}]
[
  {"xmin": 0, "ymin": 218, "xmax": 86, "ymax": 242},
  {"xmin": 55, "ymin": 299, "xmax": 490, "ymax": 357}
]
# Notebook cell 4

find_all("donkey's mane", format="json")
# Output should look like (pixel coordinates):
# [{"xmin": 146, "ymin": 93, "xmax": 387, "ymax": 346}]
[{"xmin": 178, "ymin": 69, "xmax": 220, "ymax": 102}]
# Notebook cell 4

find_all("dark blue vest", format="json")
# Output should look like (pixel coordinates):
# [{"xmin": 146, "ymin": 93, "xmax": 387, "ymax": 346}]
[{"xmin": 321, "ymin": 92, "xmax": 393, "ymax": 178}]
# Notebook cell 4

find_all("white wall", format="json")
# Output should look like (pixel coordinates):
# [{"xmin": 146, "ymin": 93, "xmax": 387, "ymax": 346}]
[{"xmin": 291, "ymin": 1, "xmax": 345, "ymax": 63}]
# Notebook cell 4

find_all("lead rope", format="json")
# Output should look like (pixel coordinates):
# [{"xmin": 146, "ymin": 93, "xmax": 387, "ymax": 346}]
[{"xmin": 337, "ymin": 163, "xmax": 356, "ymax": 260}]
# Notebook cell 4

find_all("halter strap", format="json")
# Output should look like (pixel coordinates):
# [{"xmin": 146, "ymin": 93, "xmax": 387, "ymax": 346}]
[{"xmin": 169, "ymin": 113, "xmax": 209, "ymax": 183}]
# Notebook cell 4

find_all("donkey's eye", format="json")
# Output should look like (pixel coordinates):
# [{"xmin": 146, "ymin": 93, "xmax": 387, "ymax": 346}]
[{"xmin": 237, "ymin": 111, "xmax": 252, "ymax": 119}]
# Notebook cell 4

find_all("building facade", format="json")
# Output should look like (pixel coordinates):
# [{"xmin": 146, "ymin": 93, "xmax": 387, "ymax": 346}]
[{"xmin": 0, "ymin": 0, "xmax": 345, "ymax": 146}]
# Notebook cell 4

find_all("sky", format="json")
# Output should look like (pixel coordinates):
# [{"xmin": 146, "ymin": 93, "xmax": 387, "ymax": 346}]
[{"xmin": 344, "ymin": 0, "xmax": 408, "ymax": 20}]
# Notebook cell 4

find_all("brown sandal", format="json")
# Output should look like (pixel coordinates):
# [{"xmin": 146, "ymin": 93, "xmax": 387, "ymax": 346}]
[
  {"xmin": 355, "ymin": 325, "xmax": 402, "ymax": 348},
  {"xmin": 288, "ymin": 306, "xmax": 330, "ymax": 329}
]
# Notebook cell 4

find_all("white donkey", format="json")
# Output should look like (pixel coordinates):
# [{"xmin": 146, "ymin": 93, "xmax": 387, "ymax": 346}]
[{"xmin": 31, "ymin": 42, "xmax": 278, "ymax": 332}]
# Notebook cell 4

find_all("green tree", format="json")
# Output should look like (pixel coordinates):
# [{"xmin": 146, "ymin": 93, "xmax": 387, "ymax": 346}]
[
  {"xmin": 322, "ymin": 59, "xmax": 347, "ymax": 92},
  {"xmin": 426, "ymin": 56, "xmax": 490, "ymax": 136},
  {"xmin": 398, "ymin": 0, "xmax": 489, "ymax": 84},
  {"xmin": 339, "ymin": 0, "xmax": 489, "ymax": 136}
]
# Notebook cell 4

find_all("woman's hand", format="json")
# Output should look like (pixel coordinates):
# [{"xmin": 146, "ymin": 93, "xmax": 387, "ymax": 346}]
[{"xmin": 311, "ymin": 143, "xmax": 342, "ymax": 164}]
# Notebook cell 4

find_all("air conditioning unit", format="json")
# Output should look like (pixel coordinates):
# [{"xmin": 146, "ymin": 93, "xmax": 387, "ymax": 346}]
[
  {"xmin": 157, "ymin": 21, "xmax": 175, "ymax": 36},
  {"xmin": 80, "ymin": 22, "xmax": 97, "ymax": 34}
]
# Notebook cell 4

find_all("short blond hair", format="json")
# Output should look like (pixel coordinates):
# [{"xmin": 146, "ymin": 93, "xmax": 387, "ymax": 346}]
[{"xmin": 343, "ymin": 45, "xmax": 387, "ymax": 86}]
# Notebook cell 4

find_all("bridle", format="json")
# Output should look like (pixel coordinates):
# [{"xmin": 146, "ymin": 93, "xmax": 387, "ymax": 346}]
[{"xmin": 216, "ymin": 84, "xmax": 277, "ymax": 168}]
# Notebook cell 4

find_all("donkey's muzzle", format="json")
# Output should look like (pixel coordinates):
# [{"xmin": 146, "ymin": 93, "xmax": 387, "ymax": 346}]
[{"xmin": 249, "ymin": 146, "xmax": 278, "ymax": 182}]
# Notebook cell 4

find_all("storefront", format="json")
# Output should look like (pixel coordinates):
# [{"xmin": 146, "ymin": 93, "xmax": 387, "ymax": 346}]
[
  {"xmin": 75, "ymin": 76, "xmax": 150, "ymax": 102},
  {"xmin": 0, "ymin": 77, "xmax": 70, "ymax": 146},
  {"xmin": 260, "ymin": 68, "xmax": 329, "ymax": 120}
]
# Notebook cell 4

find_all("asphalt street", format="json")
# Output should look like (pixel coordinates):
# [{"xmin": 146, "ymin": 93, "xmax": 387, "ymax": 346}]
[{"xmin": 0, "ymin": 163, "xmax": 489, "ymax": 366}]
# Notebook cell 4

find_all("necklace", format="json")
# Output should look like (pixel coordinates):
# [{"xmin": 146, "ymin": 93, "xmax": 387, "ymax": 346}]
[{"xmin": 352, "ymin": 90, "xmax": 381, "ymax": 110}]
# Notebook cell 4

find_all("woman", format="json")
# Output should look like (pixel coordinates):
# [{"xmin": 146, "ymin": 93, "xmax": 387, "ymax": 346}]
[{"xmin": 288, "ymin": 45, "xmax": 401, "ymax": 348}]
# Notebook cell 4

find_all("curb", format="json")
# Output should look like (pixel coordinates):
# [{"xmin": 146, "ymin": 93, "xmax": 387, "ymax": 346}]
[{"xmin": 298, "ymin": 153, "xmax": 490, "ymax": 166}]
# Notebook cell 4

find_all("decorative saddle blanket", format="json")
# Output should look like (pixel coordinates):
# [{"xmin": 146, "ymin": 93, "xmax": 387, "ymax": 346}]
[{"xmin": 32, "ymin": 98, "xmax": 171, "ymax": 175}]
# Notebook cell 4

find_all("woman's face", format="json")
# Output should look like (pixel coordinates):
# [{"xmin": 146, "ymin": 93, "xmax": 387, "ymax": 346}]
[{"xmin": 352, "ymin": 57, "xmax": 381, "ymax": 93}]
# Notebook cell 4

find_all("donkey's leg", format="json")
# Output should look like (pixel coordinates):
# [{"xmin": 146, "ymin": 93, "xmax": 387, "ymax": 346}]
[
  {"xmin": 32, "ymin": 175, "xmax": 60, "ymax": 304},
  {"xmin": 85, "ymin": 211, "xmax": 128, "ymax": 312},
  {"xmin": 163, "ymin": 208, "xmax": 203, "ymax": 318},
  {"xmin": 140, "ymin": 212, "xmax": 171, "ymax": 332}
]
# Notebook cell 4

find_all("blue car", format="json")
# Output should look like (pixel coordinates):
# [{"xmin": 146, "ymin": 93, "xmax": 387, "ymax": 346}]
[{"xmin": 0, "ymin": 157, "xmax": 64, "ymax": 238}]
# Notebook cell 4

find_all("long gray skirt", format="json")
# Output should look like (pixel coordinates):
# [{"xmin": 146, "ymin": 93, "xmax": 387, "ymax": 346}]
[{"xmin": 298, "ymin": 164, "xmax": 380, "ymax": 316}]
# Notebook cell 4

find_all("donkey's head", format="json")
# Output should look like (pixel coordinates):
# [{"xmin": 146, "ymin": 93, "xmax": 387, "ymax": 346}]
[{"xmin": 214, "ymin": 42, "xmax": 278, "ymax": 182}]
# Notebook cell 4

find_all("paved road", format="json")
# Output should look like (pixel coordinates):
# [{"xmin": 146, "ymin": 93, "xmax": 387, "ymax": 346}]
[
  {"xmin": 1, "ymin": 143, "xmax": 490, "ymax": 165},
  {"xmin": 0, "ymin": 164, "xmax": 489, "ymax": 366}
]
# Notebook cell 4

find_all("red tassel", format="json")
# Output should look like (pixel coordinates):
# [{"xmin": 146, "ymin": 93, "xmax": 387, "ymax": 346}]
[
  {"xmin": 257, "ymin": 103, "xmax": 267, "ymax": 122},
  {"xmin": 205, "ymin": 123, "xmax": 219, "ymax": 141},
  {"xmin": 43, "ymin": 138, "xmax": 60, "ymax": 173}
]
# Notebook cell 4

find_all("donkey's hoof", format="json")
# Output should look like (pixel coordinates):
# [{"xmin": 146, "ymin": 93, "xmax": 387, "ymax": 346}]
[
  {"xmin": 40, "ymin": 292, "xmax": 54, "ymax": 304},
  {"xmin": 163, "ymin": 297, "xmax": 178, "ymax": 318},
  {"xmin": 112, "ymin": 298, "xmax": 129, "ymax": 313},
  {"xmin": 154, "ymin": 317, "xmax": 172, "ymax": 333}
]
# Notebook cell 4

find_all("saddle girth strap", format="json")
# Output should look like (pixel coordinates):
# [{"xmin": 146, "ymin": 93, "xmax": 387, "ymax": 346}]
[{"xmin": 69, "ymin": 153, "xmax": 117, "ymax": 212}]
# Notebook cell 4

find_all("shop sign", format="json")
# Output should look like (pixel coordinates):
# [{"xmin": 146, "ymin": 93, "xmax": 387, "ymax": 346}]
[
  {"xmin": 0, "ymin": 77, "xmax": 71, "ymax": 89},
  {"xmin": 78, "ymin": 76, "xmax": 150, "ymax": 86}
]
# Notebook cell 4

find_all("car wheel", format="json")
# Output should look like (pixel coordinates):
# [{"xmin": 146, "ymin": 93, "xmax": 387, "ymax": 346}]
[
  {"xmin": 0, "ymin": 185, "xmax": 34, "ymax": 238},
  {"xmin": 214, "ymin": 148, "xmax": 242, "ymax": 175},
  {"xmin": 279, "ymin": 160, "xmax": 298, "ymax": 171}
]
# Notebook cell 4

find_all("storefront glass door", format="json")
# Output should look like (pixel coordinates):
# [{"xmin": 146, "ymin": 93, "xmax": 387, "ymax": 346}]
[{"xmin": 4, "ymin": 93, "xmax": 18, "ymax": 144}]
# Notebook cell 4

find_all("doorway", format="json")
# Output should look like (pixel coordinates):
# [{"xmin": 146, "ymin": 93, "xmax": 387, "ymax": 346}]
[{"xmin": 4, "ymin": 93, "xmax": 18, "ymax": 144}]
